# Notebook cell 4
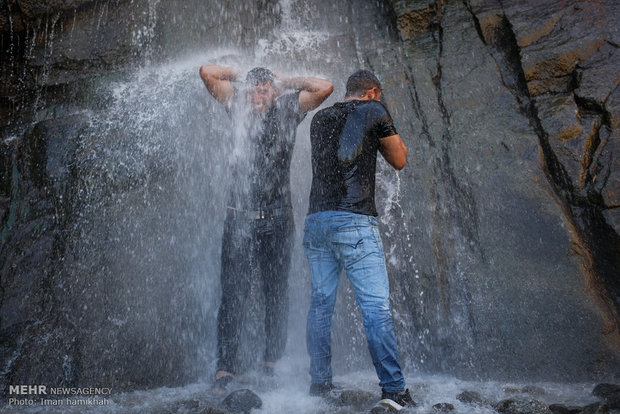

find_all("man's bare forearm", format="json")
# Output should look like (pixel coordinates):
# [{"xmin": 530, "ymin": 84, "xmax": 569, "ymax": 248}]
[
  {"xmin": 199, "ymin": 65, "xmax": 239, "ymax": 106},
  {"xmin": 280, "ymin": 76, "xmax": 332, "ymax": 93},
  {"xmin": 278, "ymin": 74, "xmax": 333, "ymax": 112},
  {"xmin": 199, "ymin": 65, "xmax": 241, "ymax": 82}
]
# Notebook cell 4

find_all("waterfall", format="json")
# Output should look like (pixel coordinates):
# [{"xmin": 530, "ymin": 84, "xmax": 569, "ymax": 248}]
[{"xmin": 1, "ymin": 0, "xmax": 618, "ymax": 412}]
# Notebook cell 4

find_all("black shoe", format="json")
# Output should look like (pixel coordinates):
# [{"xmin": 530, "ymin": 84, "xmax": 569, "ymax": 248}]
[
  {"xmin": 378, "ymin": 388, "xmax": 416, "ymax": 411},
  {"xmin": 309, "ymin": 382, "xmax": 338, "ymax": 397}
]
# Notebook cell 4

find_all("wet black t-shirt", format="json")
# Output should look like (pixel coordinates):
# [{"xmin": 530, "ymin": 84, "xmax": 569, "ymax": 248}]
[
  {"xmin": 308, "ymin": 99, "xmax": 397, "ymax": 216},
  {"xmin": 227, "ymin": 92, "xmax": 305, "ymax": 211}
]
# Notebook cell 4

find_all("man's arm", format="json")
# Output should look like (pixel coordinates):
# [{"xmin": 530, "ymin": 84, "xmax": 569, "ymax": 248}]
[
  {"xmin": 279, "ymin": 76, "xmax": 334, "ymax": 113},
  {"xmin": 379, "ymin": 134, "xmax": 407, "ymax": 170},
  {"xmin": 199, "ymin": 65, "xmax": 240, "ymax": 106}
]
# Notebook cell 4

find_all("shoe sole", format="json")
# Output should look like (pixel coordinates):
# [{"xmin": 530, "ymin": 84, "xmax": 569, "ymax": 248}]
[{"xmin": 377, "ymin": 398, "xmax": 404, "ymax": 411}]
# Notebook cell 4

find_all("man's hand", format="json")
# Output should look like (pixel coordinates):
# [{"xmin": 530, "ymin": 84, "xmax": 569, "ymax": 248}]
[{"xmin": 199, "ymin": 65, "xmax": 240, "ymax": 106}]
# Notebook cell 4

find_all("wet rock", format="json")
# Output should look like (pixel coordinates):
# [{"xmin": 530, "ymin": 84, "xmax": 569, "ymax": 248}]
[
  {"xmin": 581, "ymin": 402, "xmax": 610, "ymax": 414},
  {"xmin": 391, "ymin": 1, "xmax": 443, "ymax": 41},
  {"xmin": 521, "ymin": 386, "xmax": 546, "ymax": 396},
  {"xmin": 339, "ymin": 389, "xmax": 376, "ymax": 408},
  {"xmin": 220, "ymin": 389, "xmax": 262, "ymax": 414},
  {"xmin": 592, "ymin": 383, "xmax": 620, "ymax": 409},
  {"xmin": 0, "ymin": 0, "xmax": 619, "ymax": 394},
  {"xmin": 548, "ymin": 404, "xmax": 582, "ymax": 414},
  {"xmin": 200, "ymin": 408, "xmax": 231, "ymax": 414},
  {"xmin": 433, "ymin": 402, "xmax": 455, "ymax": 412},
  {"xmin": 456, "ymin": 390, "xmax": 495, "ymax": 408},
  {"xmin": 0, "ymin": 196, "xmax": 9, "ymax": 222},
  {"xmin": 174, "ymin": 398, "xmax": 200, "ymax": 412},
  {"xmin": 592, "ymin": 384, "xmax": 620, "ymax": 398},
  {"xmin": 495, "ymin": 399, "xmax": 552, "ymax": 414}
]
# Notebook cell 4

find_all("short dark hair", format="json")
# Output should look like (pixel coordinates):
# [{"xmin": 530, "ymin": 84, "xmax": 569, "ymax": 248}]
[
  {"xmin": 246, "ymin": 67, "xmax": 275, "ymax": 85},
  {"xmin": 345, "ymin": 70, "xmax": 381, "ymax": 97}
]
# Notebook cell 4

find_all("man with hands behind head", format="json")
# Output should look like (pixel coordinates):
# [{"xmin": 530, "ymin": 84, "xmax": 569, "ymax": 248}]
[{"xmin": 199, "ymin": 64, "xmax": 333, "ymax": 393}]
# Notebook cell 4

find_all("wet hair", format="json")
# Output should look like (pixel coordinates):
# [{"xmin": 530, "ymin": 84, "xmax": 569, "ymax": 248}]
[
  {"xmin": 246, "ymin": 67, "xmax": 275, "ymax": 86},
  {"xmin": 345, "ymin": 70, "xmax": 382, "ymax": 97}
]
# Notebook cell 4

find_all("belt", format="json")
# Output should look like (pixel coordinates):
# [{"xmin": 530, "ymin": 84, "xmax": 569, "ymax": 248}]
[{"xmin": 226, "ymin": 206, "xmax": 289, "ymax": 220}]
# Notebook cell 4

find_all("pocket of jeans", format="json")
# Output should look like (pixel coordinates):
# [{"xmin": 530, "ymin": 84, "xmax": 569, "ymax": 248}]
[{"xmin": 331, "ymin": 227, "xmax": 364, "ymax": 250}]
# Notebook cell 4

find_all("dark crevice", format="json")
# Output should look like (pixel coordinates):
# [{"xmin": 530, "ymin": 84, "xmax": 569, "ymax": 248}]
[
  {"xmin": 431, "ymin": 9, "xmax": 484, "ymax": 262},
  {"xmin": 400, "ymin": 58, "xmax": 435, "ymax": 148},
  {"xmin": 463, "ymin": 0, "xmax": 620, "ymax": 336},
  {"xmin": 574, "ymin": 93, "xmax": 612, "ymax": 128},
  {"xmin": 426, "ymin": 4, "xmax": 480, "ymax": 353}
]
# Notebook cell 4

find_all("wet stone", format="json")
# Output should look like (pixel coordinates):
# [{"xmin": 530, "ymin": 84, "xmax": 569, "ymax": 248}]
[
  {"xmin": 549, "ymin": 404, "xmax": 584, "ymax": 414},
  {"xmin": 432, "ymin": 402, "xmax": 455, "ymax": 412},
  {"xmin": 200, "ymin": 408, "xmax": 231, "ymax": 414},
  {"xmin": 495, "ymin": 398, "xmax": 552, "ymax": 414},
  {"xmin": 338, "ymin": 389, "xmax": 376, "ymax": 408},
  {"xmin": 174, "ymin": 398, "xmax": 200, "ymax": 412},
  {"xmin": 592, "ymin": 383, "xmax": 620, "ymax": 410},
  {"xmin": 220, "ymin": 389, "xmax": 262, "ymax": 414},
  {"xmin": 521, "ymin": 386, "xmax": 546, "ymax": 396},
  {"xmin": 592, "ymin": 384, "xmax": 620, "ymax": 399},
  {"xmin": 456, "ymin": 390, "xmax": 495, "ymax": 407},
  {"xmin": 581, "ymin": 402, "xmax": 610, "ymax": 414}
]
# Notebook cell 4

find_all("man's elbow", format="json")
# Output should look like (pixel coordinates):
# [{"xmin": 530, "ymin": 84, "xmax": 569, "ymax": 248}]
[
  {"xmin": 319, "ymin": 81, "xmax": 334, "ymax": 101},
  {"xmin": 394, "ymin": 148, "xmax": 407, "ymax": 170},
  {"xmin": 199, "ymin": 65, "xmax": 209, "ymax": 80},
  {"xmin": 393, "ymin": 158, "xmax": 406, "ymax": 170}
]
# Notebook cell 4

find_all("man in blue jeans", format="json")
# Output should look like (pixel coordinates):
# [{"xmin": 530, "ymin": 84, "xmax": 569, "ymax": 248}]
[{"xmin": 303, "ymin": 70, "xmax": 414, "ymax": 410}]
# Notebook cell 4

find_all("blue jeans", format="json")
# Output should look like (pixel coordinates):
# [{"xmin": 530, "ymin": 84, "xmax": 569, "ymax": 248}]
[{"xmin": 303, "ymin": 211, "xmax": 405, "ymax": 393}]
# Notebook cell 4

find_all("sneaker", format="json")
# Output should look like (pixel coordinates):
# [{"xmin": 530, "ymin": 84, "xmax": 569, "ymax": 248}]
[
  {"xmin": 309, "ymin": 382, "xmax": 339, "ymax": 397},
  {"xmin": 378, "ymin": 389, "xmax": 416, "ymax": 411}
]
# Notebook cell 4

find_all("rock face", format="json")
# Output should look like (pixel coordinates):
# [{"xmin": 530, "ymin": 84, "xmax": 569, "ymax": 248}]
[
  {"xmin": 0, "ymin": 0, "xmax": 618, "ymax": 392},
  {"xmin": 380, "ymin": 0, "xmax": 619, "ymax": 378}
]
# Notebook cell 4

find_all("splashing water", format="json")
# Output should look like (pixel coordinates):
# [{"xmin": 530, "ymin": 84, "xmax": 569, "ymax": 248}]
[{"xmin": 2, "ymin": 0, "xmax": 617, "ymax": 412}]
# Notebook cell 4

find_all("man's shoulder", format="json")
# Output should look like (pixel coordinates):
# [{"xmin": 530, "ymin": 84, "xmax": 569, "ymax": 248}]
[
  {"xmin": 313, "ymin": 102, "xmax": 345, "ymax": 117},
  {"xmin": 311, "ymin": 105, "xmax": 339, "ymax": 126},
  {"xmin": 364, "ymin": 99, "xmax": 389, "ymax": 114}
]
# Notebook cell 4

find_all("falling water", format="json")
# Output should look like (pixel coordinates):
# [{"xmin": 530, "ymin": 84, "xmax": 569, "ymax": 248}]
[{"xmin": 0, "ymin": 0, "xmax": 618, "ymax": 412}]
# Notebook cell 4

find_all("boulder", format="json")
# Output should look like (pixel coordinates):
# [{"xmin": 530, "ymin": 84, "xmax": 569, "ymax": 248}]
[
  {"xmin": 220, "ymin": 389, "xmax": 262, "ymax": 414},
  {"xmin": 494, "ymin": 399, "xmax": 552, "ymax": 414}
]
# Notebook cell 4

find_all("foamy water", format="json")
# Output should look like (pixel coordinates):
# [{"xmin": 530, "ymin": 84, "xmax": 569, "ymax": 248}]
[{"xmin": 1, "ymin": 364, "xmax": 601, "ymax": 414}]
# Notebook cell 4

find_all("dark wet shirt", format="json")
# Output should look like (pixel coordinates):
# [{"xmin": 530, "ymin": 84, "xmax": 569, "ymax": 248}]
[
  {"xmin": 308, "ymin": 99, "xmax": 397, "ymax": 216},
  {"xmin": 227, "ymin": 91, "xmax": 305, "ymax": 211}
]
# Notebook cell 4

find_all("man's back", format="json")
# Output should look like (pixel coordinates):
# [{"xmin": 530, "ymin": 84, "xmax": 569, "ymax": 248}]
[{"xmin": 308, "ymin": 99, "xmax": 397, "ymax": 216}]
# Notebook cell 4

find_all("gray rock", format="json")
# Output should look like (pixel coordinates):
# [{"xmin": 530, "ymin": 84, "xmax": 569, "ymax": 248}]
[
  {"xmin": 220, "ymin": 389, "xmax": 262, "ymax": 414},
  {"xmin": 592, "ymin": 384, "xmax": 620, "ymax": 410},
  {"xmin": 457, "ymin": 390, "xmax": 495, "ymax": 407},
  {"xmin": 581, "ymin": 402, "xmax": 610, "ymax": 414},
  {"xmin": 339, "ymin": 389, "xmax": 376, "ymax": 408},
  {"xmin": 433, "ymin": 402, "xmax": 455, "ymax": 412},
  {"xmin": 548, "ymin": 404, "xmax": 583, "ymax": 414},
  {"xmin": 1, "ymin": 0, "xmax": 619, "ymax": 394},
  {"xmin": 521, "ymin": 386, "xmax": 546, "ymax": 396},
  {"xmin": 592, "ymin": 384, "xmax": 620, "ymax": 399},
  {"xmin": 200, "ymin": 408, "xmax": 231, "ymax": 414},
  {"xmin": 495, "ymin": 399, "xmax": 552, "ymax": 414}
]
